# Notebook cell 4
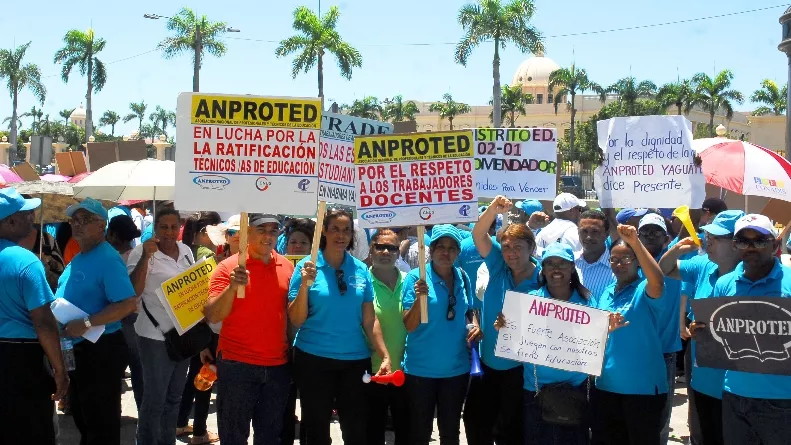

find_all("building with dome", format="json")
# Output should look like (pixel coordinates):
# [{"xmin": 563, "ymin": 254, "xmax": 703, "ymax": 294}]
[{"xmin": 69, "ymin": 103, "xmax": 87, "ymax": 129}]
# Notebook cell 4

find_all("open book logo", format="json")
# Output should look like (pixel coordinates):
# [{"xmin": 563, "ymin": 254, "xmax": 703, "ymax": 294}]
[{"xmin": 709, "ymin": 300, "xmax": 791, "ymax": 362}]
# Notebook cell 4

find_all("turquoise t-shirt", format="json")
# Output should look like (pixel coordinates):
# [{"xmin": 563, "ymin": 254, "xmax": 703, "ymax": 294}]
[
  {"xmin": 55, "ymin": 241, "xmax": 136, "ymax": 342},
  {"xmin": 0, "ymin": 239, "xmax": 55, "ymax": 339},
  {"xmin": 522, "ymin": 287, "xmax": 590, "ymax": 391},
  {"xmin": 640, "ymin": 249, "xmax": 682, "ymax": 353},
  {"xmin": 289, "ymin": 250, "xmax": 374, "ymax": 360},
  {"xmin": 402, "ymin": 264, "xmax": 472, "ymax": 378}
]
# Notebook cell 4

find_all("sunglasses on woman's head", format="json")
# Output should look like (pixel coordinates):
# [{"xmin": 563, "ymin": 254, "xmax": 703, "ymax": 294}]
[{"xmin": 373, "ymin": 243, "xmax": 399, "ymax": 254}]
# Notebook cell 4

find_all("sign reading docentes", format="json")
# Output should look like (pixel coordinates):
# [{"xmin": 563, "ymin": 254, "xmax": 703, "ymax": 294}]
[
  {"xmin": 354, "ymin": 130, "xmax": 478, "ymax": 228},
  {"xmin": 157, "ymin": 257, "xmax": 217, "ymax": 335},
  {"xmin": 175, "ymin": 93, "xmax": 321, "ymax": 215},
  {"xmin": 474, "ymin": 128, "xmax": 558, "ymax": 199},
  {"xmin": 593, "ymin": 115, "xmax": 705, "ymax": 208},
  {"xmin": 495, "ymin": 291, "xmax": 610, "ymax": 376},
  {"xmin": 692, "ymin": 297, "xmax": 791, "ymax": 376},
  {"xmin": 319, "ymin": 112, "xmax": 393, "ymax": 206}
]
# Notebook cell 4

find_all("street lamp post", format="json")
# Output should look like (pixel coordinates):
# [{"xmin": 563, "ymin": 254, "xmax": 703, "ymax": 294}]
[{"xmin": 778, "ymin": 6, "xmax": 791, "ymax": 161}]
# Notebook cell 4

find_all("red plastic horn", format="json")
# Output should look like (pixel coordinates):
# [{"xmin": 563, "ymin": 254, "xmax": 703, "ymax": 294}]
[{"xmin": 364, "ymin": 370, "xmax": 406, "ymax": 387}]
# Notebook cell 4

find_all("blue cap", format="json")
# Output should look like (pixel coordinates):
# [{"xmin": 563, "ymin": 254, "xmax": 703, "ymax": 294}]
[
  {"xmin": 616, "ymin": 208, "xmax": 648, "ymax": 224},
  {"xmin": 429, "ymin": 224, "xmax": 462, "ymax": 249},
  {"xmin": 639, "ymin": 213, "xmax": 668, "ymax": 232},
  {"xmin": 0, "ymin": 187, "xmax": 41, "ymax": 220},
  {"xmin": 541, "ymin": 242, "xmax": 575, "ymax": 264},
  {"xmin": 66, "ymin": 197, "xmax": 108, "ymax": 221},
  {"xmin": 515, "ymin": 200, "xmax": 543, "ymax": 216},
  {"xmin": 700, "ymin": 210, "xmax": 745, "ymax": 236}
]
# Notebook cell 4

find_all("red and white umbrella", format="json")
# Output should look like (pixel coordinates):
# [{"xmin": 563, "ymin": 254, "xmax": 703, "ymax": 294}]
[{"xmin": 692, "ymin": 137, "xmax": 791, "ymax": 203}]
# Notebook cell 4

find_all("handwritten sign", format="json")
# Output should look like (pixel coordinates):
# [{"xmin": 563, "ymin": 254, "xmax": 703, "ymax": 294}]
[
  {"xmin": 175, "ymin": 93, "xmax": 321, "ymax": 214},
  {"xmin": 691, "ymin": 297, "xmax": 791, "ymax": 376},
  {"xmin": 495, "ymin": 291, "xmax": 610, "ymax": 376},
  {"xmin": 474, "ymin": 128, "xmax": 557, "ymax": 199},
  {"xmin": 354, "ymin": 130, "xmax": 478, "ymax": 228},
  {"xmin": 319, "ymin": 112, "xmax": 393, "ymax": 206},
  {"xmin": 593, "ymin": 115, "xmax": 705, "ymax": 208},
  {"xmin": 157, "ymin": 257, "xmax": 217, "ymax": 335}
]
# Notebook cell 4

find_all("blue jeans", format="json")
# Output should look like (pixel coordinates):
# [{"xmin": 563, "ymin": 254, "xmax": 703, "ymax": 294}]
[
  {"xmin": 216, "ymin": 356, "xmax": 291, "ymax": 445},
  {"xmin": 136, "ymin": 336, "xmax": 190, "ymax": 445},
  {"xmin": 722, "ymin": 392, "xmax": 791, "ymax": 445},
  {"xmin": 659, "ymin": 352, "xmax": 676, "ymax": 445},
  {"xmin": 523, "ymin": 387, "xmax": 589, "ymax": 445},
  {"xmin": 121, "ymin": 313, "xmax": 144, "ymax": 410}
]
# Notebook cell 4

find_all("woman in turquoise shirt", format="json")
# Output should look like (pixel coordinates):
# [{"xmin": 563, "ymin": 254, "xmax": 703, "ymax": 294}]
[
  {"xmin": 466, "ymin": 195, "xmax": 541, "ymax": 444},
  {"xmin": 590, "ymin": 224, "xmax": 666, "ymax": 445},
  {"xmin": 288, "ymin": 208, "xmax": 391, "ymax": 445},
  {"xmin": 402, "ymin": 224, "xmax": 482, "ymax": 445}
]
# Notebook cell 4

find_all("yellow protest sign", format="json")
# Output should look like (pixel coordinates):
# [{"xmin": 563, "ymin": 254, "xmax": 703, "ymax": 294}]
[
  {"xmin": 354, "ymin": 130, "xmax": 473, "ymax": 165},
  {"xmin": 286, "ymin": 255, "xmax": 307, "ymax": 267},
  {"xmin": 158, "ymin": 257, "xmax": 217, "ymax": 335},
  {"xmin": 190, "ymin": 94, "xmax": 322, "ymax": 128}
]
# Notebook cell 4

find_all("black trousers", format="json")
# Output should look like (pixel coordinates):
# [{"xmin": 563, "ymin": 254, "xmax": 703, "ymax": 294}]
[
  {"xmin": 406, "ymin": 373, "xmax": 469, "ymax": 445},
  {"xmin": 293, "ymin": 347, "xmax": 369, "ymax": 445},
  {"xmin": 590, "ymin": 388, "xmax": 665, "ymax": 445},
  {"xmin": 691, "ymin": 390, "xmax": 723, "ymax": 445},
  {"xmin": 366, "ymin": 377, "xmax": 410, "ymax": 445},
  {"xmin": 177, "ymin": 333, "xmax": 219, "ymax": 435},
  {"xmin": 0, "ymin": 340, "xmax": 57, "ymax": 445},
  {"xmin": 70, "ymin": 331, "xmax": 128, "ymax": 445},
  {"xmin": 463, "ymin": 364, "xmax": 524, "ymax": 445}
]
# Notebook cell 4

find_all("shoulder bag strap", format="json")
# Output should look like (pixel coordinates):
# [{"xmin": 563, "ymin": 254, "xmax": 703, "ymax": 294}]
[{"xmin": 140, "ymin": 298, "xmax": 163, "ymax": 331}]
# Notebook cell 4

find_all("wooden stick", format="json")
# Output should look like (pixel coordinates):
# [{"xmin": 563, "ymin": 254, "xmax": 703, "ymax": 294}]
[
  {"xmin": 307, "ymin": 201, "xmax": 327, "ymax": 286},
  {"xmin": 417, "ymin": 225, "xmax": 428, "ymax": 324},
  {"xmin": 236, "ymin": 212, "xmax": 248, "ymax": 298}
]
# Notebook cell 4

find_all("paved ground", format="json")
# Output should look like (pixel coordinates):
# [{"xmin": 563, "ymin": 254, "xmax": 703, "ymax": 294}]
[{"xmin": 57, "ymin": 376, "xmax": 691, "ymax": 444}]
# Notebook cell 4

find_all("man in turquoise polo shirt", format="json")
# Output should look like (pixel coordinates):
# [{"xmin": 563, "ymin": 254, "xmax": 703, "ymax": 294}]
[{"xmin": 0, "ymin": 188, "xmax": 68, "ymax": 445}]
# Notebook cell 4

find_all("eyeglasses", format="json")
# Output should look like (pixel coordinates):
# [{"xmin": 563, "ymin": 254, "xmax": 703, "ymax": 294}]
[
  {"xmin": 227, "ymin": 229, "xmax": 238, "ymax": 236},
  {"xmin": 734, "ymin": 237, "xmax": 773, "ymax": 250},
  {"xmin": 69, "ymin": 215, "xmax": 100, "ymax": 226},
  {"xmin": 447, "ymin": 290, "xmax": 456, "ymax": 321},
  {"xmin": 373, "ymin": 243, "xmax": 399, "ymax": 254},
  {"xmin": 638, "ymin": 229, "xmax": 666, "ymax": 239},
  {"xmin": 609, "ymin": 257, "xmax": 635, "ymax": 266},
  {"xmin": 335, "ymin": 269, "xmax": 347, "ymax": 295}
]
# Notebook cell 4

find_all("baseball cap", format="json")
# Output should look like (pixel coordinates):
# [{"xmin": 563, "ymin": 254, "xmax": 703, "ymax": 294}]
[
  {"xmin": 700, "ymin": 210, "xmax": 745, "ymax": 236},
  {"xmin": 734, "ymin": 214, "xmax": 778, "ymax": 238},
  {"xmin": 638, "ymin": 213, "xmax": 668, "ymax": 233},
  {"xmin": 226, "ymin": 214, "xmax": 241, "ymax": 231},
  {"xmin": 701, "ymin": 198, "xmax": 728, "ymax": 214},
  {"xmin": 616, "ymin": 208, "xmax": 649, "ymax": 224},
  {"xmin": 515, "ymin": 199, "xmax": 543, "ymax": 216},
  {"xmin": 553, "ymin": 193, "xmax": 587, "ymax": 213},
  {"xmin": 66, "ymin": 197, "xmax": 108, "ymax": 221},
  {"xmin": 429, "ymin": 224, "xmax": 462, "ymax": 249},
  {"xmin": 541, "ymin": 242, "xmax": 575, "ymax": 264},
  {"xmin": 0, "ymin": 188, "xmax": 41, "ymax": 220},
  {"xmin": 249, "ymin": 213, "xmax": 281, "ymax": 228}
]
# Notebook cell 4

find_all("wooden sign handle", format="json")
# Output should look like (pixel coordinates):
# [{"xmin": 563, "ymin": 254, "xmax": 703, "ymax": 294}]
[
  {"xmin": 417, "ymin": 225, "xmax": 428, "ymax": 324},
  {"xmin": 307, "ymin": 201, "xmax": 327, "ymax": 286},
  {"xmin": 236, "ymin": 212, "xmax": 248, "ymax": 299}
]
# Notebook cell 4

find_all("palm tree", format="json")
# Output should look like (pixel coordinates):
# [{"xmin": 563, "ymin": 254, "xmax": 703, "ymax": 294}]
[
  {"xmin": 21, "ymin": 106, "xmax": 43, "ymax": 133},
  {"xmin": 59, "ymin": 108, "xmax": 75, "ymax": 125},
  {"xmin": 690, "ymin": 70, "xmax": 745, "ymax": 136},
  {"xmin": 382, "ymin": 95, "xmax": 420, "ymax": 122},
  {"xmin": 99, "ymin": 110, "xmax": 121, "ymax": 136},
  {"xmin": 455, "ymin": 0, "xmax": 544, "ymax": 128},
  {"xmin": 0, "ymin": 41, "xmax": 45, "ymax": 155},
  {"xmin": 608, "ymin": 77, "xmax": 657, "ymax": 115},
  {"xmin": 157, "ymin": 8, "xmax": 229, "ymax": 93},
  {"xmin": 657, "ymin": 79, "xmax": 695, "ymax": 115},
  {"xmin": 53, "ymin": 28, "xmax": 107, "ymax": 142},
  {"xmin": 489, "ymin": 84, "xmax": 534, "ymax": 127},
  {"xmin": 123, "ymin": 102, "xmax": 148, "ymax": 136},
  {"xmin": 2, "ymin": 116, "xmax": 23, "ymax": 131},
  {"xmin": 275, "ymin": 6, "xmax": 362, "ymax": 98},
  {"xmin": 428, "ymin": 93, "xmax": 471, "ymax": 130},
  {"xmin": 751, "ymin": 79, "xmax": 787, "ymax": 116},
  {"xmin": 149, "ymin": 106, "xmax": 177, "ymax": 137},
  {"xmin": 548, "ymin": 65, "xmax": 606, "ymax": 158},
  {"xmin": 344, "ymin": 96, "xmax": 382, "ymax": 119}
]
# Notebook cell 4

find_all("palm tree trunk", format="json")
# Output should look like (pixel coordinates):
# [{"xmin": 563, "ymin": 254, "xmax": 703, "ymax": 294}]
[
  {"xmin": 111, "ymin": 123, "xmax": 115, "ymax": 136},
  {"xmin": 9, "ymin": 92, "xmax": 18, "ymax": 163},
  {"xmin": 569, "ymin": 92, "xmax": 576, "ymax": 161},
  {"xmin": 317, "ymin": 52, "xmax": 324, "ymax": 98},
  {"xmin": 86, "ymin": 62, "xmax": 94, "ymax": 143},
  {"xmin": 449, "ymin": 116, "xmax": 454, "ymax": 131},
  {"xmin": 492, "ymin": 39, "xmax": 501, "ymax": 128},
  {"xmin": 510, "ymin": 111, "xmax": 516, "ymax": 128},
  {"xmin": 193, "ymin": 24, "xmax": 201, "ymax": 93},
  {"xmin": 709, "ymin": 111, "xmax": 715, "ymax": 137},
  {"xmin": 676, "ymin": 102, "xmax": 682, "ymax": 115}
]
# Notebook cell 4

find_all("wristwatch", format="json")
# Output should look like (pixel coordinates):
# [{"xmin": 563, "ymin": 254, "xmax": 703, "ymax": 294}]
[{"xmin": 83, "ymin": 317, "xmax": 92, "ymax": 329}]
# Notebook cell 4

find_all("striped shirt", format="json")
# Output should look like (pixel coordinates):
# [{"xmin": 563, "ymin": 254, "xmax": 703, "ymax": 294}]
[{"xmin": 575, "ymin": 249, "xmax": 615, "ymax": 305}]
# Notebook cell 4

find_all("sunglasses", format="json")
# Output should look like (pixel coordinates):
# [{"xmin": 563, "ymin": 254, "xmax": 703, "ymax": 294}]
[
  {"xmin": 335, "ymin": 269, "xmax": 347, "ymax": 295},
  {"xmin": 447, "ymin": 289, "xmax": 456, "ymax": 321},
  {"xmin": 227, "ymin": 229, "xmax": 238, "ymax": 236},
  {"xmin": 69, "ymin": 215, "xmax": 100, "ymax": 226},
  {"xmin": 734, "ymin": 237, "xmax": 773, "ymax": 250},
  {"xmin": 638, "ymin": 229, "xmax": 666, "ymax": 239},
  {"xmin": 373, "ymin": 243, "xmax": 399, "ymax": 254}
]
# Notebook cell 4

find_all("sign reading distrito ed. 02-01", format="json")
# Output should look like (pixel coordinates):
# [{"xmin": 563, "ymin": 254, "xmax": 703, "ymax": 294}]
[{"xmin": 175, "ymin": 93, "xmax": 321, "ymax": 215}]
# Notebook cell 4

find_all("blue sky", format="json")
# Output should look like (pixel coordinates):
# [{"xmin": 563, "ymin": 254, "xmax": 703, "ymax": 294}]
[{"xmin": 1, "ymin": 0, "xmax": 788, "ymax": 137}]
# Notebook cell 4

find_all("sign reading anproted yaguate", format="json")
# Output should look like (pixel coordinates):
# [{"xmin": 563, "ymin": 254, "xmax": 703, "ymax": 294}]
[
  {"xmin": 474, "ymin": 128, "xmax": 558, "ymax": 199},
  {"xmin": 157, "ymin": 257, "xmax": 217, "ymax": 335},
  {"xmin": 175, "ymin": 93, "xmax": 321, "ymax": 215},
  {"xmin": 319, "ymin": 112, "xmax": 393, "ymax": 206},
  {"xmin": 354, "ymin": 130, "xmax": 478, "ymax": 228},
  {"xmin": 495, "ymin": 291, "xmax": 610, "ymax": 376}
]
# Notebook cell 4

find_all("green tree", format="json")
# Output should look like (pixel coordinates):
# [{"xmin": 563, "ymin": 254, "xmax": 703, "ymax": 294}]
[
  {"xmin": 276, "ymin": 6, "xmax": 362, "ymax": 98},
  {"xmin": 657, "ymin": 79, "xmax": 695, "ymax": 115},
  {"xmin": 548, "ymin": 64, "xmax": 606, "ymax": 159},
  {"xmin": 149, "ymin": 106, "xmax": 176, "ymax": 137},
  {"xmin": 59, "ymin": 108, "xmax": 75, "ymax": 124},
  {"xmin": 123, "ymin": 102, "xmax": 147, "ymax": 135},
  {"xmin": 53, "ymin": 28, "xmax": 107, "ymax": 142},
  {"xmin": 690, "ymin": 70, "xmax": 745, "ymax": 137},
  {"xmin": 0, "ymin": 41, "xmax": 45, "ymax": 159},
  {"xmin": 21, "ymin": 106, "xmax": 43, "ymax": 133},
  {"xmin": 344, "ymin": 96, "xmax": 382, "ymax": 119},
  {"xmin": 607, "ymin": 77, "xmax": 657, "ymax": 116},
  {"xmin": 751, "ymin": 79, "xmax": 787, "ymax": 116},
  {"xmin": 99, "ymin": 110, "xmax": 121, "ymax": 136},
  {"xmin": 428, "ymin": 93, "xmax": 471, "ymax": 130},
  {"xmin": 382, "ymin": 95, "xmax": 420, "ymax": 122},
  {"xmin": 488, "ymin": 84, "xmax": 533, "ymax": 127},
  {"xmin": 158, "ymin": 8, "xmax": 229, "ymax": 92},
  {"xmin": 455, "ymin": 0, "xmax": 544, "ymax": 128}
]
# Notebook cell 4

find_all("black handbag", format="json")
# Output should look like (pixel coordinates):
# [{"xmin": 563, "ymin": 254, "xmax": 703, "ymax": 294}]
[
  {"xmin": 533, "ymin": 365, "xmax": 589, "ymax": 426},
  {"xmin": 141, "ymin": 299, "xmax": 212, "ymax": 362}
]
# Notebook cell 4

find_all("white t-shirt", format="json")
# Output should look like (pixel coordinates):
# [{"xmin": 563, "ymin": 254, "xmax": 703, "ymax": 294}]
[
  {"xmin": 127, "ymin": 242, "xmax": 195, "ymax": 341},
  {"xmin": 535, "ymin": 218, "xmax": 582, "ymax": 254},
  {"xmin": 351, "ymin": 220, "xmax": 370, "ymax": 261}
]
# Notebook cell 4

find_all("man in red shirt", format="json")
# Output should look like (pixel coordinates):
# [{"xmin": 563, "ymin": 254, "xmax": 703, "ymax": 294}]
[{"xmin": 204, "ymin": 213, "xmax": 293, "ymax": 445}]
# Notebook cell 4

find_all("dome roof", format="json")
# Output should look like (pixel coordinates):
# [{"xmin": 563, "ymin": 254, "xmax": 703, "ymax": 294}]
[
  {"xmin": 70, "ymin": 103, "xmax": 86, "ymax": 119},
  {"xmin": 511, "ymin": 52, "xmax": 560, "ymax": 87}
]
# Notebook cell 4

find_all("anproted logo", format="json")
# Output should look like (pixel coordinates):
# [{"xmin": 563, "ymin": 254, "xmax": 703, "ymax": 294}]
[
  {"xmin": 419, "ymin": 207, "xmax": 434, "ymax": 221},
  {"xmin": 297, "ymin": 178, "xmax": 311, "ymax": 192},
  {"xmin": 361, "ymin": 210, "xmax": 396, "ymax": 224},
  {"xmin": 193, "ymin": 175, "xmax": 230, "ymax": 190},
  {"xmin": 255, "ymin": 176, "xmax": 272, "ymax": 191}
]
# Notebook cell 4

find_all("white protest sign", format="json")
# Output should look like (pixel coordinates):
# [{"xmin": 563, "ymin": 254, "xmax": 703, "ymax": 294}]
[
  {"xmin": 175, "ymin": 93, "xmax": 321, "ymax": 214},
  {"xmin": 319, "ymin": 112, "xmax": 393, "ymax": 206},
  {"xmin": 495, "ymin": 290, "xmax": 610, "ymax": 376},
  {"xmin": 474, "ymin": 128, "xmax": 558, "ymax": 199},
  {"xmin": 594, "ymin": 115, "xmax": 705, "ymax": 208}
]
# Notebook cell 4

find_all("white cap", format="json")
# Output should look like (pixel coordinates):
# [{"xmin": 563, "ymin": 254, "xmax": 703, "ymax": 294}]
[
  {"xmin": 734, "ymin": 214, "xmax": 777, "ymax": 238},
  {"xmin": 552, "ymin": 193, "xmax": 587, "ymax": 213},
  {"xmin": 638, "ymin": 213, "xmax": 668, "ymax": 233},
  {"xmin": 226, "ymin": 214, "xmax": 241, "ymax": 231}
]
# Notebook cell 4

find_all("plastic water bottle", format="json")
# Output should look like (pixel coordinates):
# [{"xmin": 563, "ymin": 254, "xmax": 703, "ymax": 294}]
[{"xmin": 61, "ymin": 338, "xmax": 76, "ymax": 371}]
